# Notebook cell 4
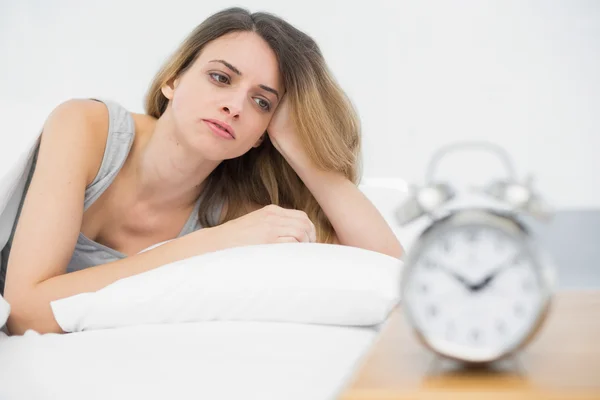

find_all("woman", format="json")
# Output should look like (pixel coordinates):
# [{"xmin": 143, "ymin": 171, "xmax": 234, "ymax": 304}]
[{"xmin": 2, "ymin": 7, "xmax": 403, "ymax": 335}]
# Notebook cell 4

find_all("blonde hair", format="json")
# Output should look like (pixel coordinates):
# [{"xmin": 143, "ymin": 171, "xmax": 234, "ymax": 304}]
[{"xmin": 145, "ymin": 7, "xmax": 361, "ymax": 243}]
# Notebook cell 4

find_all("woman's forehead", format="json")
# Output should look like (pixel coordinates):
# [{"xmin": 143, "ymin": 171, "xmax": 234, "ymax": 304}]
[{"xmin": 198, "ymin": 32, "xmax": 283, "ymax": 91}]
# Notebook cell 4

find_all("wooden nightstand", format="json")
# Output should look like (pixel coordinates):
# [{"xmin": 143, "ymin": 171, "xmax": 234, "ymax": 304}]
[{"xmin": 339, "ymin": 290, "xmax": 600, "ymax": 399}]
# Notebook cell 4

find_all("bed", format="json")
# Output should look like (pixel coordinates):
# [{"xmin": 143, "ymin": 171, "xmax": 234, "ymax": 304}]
[
  {"xmin": 0, "ymin": 134, "xmax": 413, "ymax": 399},
  {"xmin": 0, "ymin": 242, "xmax": 403, "ymax": 400}
]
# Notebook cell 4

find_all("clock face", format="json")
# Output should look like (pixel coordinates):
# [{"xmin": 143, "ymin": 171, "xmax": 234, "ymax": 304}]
[{"xmin": 403, "ymin": 223, "xmax": 545, "ymax": 362}]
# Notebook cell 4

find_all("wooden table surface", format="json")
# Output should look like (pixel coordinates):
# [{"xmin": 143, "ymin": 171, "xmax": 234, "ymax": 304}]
[{"xmin": 339, "ymin": 290, "xmax": 600, "ymax": 400}]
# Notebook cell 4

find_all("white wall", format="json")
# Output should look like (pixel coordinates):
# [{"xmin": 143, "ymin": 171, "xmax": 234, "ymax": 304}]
[{"xmin": 1, "ymin": 0, "xmax": 598, "ymax": 208}]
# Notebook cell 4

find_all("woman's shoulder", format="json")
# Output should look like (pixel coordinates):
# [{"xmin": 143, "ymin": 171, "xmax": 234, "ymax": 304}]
[
  {"xmin": 48, "ymin": 98, "xmax": 108, "ymax": 124},
  {"xmin": 45, "ymin": 99, "xmax": 110, "ymax": 143},
  {"xmin": 43, "ymin": 98, "xmax": 111, "ymax": 186}
]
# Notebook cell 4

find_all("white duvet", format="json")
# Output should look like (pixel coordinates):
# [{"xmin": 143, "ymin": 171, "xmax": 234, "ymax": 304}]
[{"xmin": 0, "ymin": 318, "xmax": 377, "ymax": 400}]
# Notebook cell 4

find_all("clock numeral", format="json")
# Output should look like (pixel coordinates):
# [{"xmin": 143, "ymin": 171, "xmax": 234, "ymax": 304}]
[
  {"xmin": 427, "ymin": 305, "xmax": 438, "ymax": 318},
  {"xmin": 420, "ymin": 283, "xmax": 429, "ymax": 294},
  {"xmin": 441, "ymin": 239, "xmax": 452, "ymax": 253},
  {"xmin": 496, "ymin": 320, "xmax": 507, "ymax": 335},
  {"xmin": 445, "ymin": 321, "xmax": 455, "ymax": 340},
  {"xmin": 469, "ymin": 329, "xmax": 481, "ymax": 343},
  {"xmin": 514, "ymin": 303, "xmax": 525, "ymax": 317},
  {"xmin": 466, "ymin": 228, "xmax": 479, "ymax": 242},
  {"xmin": 512, "ymin": 254, "xmax": 525, "ymax": 268},
  {"xmin": 522, "ymin": 279, "xmax": 534, "ymax": 292},
  {"xmin": 494, "ymin": 236, "xmax": 505, "ymax": 251}
]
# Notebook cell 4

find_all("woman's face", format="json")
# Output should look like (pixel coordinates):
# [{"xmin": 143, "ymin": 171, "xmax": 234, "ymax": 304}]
[{"xmin": 162, "ymin": 31, "xmax": 284, "ymax": 160}]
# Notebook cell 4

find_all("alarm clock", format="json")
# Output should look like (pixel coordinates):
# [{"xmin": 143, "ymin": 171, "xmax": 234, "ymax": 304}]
[{"xmin": 395, "ymin": 141, "xmax": 557, "ymax": 364}]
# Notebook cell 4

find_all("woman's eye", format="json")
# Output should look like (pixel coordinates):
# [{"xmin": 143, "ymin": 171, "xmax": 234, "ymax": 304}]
[
  {"xmin": 254, "ymin": 98, "xmax": 271, "ymax": 111},
  {"xmin": 210, "ymin": 73, "xmax": 229, "ymax": 84}
]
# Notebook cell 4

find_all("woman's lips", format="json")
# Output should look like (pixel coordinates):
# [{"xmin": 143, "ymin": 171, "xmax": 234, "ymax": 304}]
[{"xmin": 203, "ymin": 120, "xmax": 235, "ymax": 140}]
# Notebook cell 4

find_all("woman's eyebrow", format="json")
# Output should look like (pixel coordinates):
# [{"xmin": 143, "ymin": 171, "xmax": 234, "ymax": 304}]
[
  {"xmin": 210, "ymin": 59, "xmax": 242, "ymax": 75},
  {"xmin": 258, "ymin": 85, "xmax": 280, "ymax": 100},
  {"xmin": 209, "ymin": 59, "xmax": 280, "ymax": 100}
]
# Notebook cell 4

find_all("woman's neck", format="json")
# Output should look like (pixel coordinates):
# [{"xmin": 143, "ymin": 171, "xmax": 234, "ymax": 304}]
[{"xmin": 123, "ymin": 112, "xmax": 221, "ymax": 211}]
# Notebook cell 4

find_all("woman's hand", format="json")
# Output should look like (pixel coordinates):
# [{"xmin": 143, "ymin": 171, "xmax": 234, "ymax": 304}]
[
  {"xmin": 211, "ymin": 204, "xmax": 317, "ymax": 247},
  {"xmin": 267, "ymin": 95, "xmax": 311, "ymax": 170}
]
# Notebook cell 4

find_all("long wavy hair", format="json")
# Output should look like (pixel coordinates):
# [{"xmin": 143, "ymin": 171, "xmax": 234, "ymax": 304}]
[{"xmin": 145, "ymin": 7, "xmax": 361, "ymax": 243}]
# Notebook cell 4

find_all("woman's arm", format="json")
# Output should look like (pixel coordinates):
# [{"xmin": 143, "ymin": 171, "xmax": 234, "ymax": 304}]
[
  {"xmin": 265, "ymin": 96, "xmax": 402, "ymax": 259},
  {"xmin": 294, "ymin": 164, "xmax": 404, "ymax": 259},
  {"xmin": 4, "ymin": 100, "xmax": 225, "ymax": 335},
  {"xmin": 5, "ymin": 99, "xmax": 329, "ymax": 336},
  {"xmin": 8, "ymin": 227, "xmax": 224, "ymax": 335}
]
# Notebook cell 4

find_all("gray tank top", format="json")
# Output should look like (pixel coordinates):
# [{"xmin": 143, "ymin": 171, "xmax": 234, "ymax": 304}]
[{"xmin": 0, "ymin": 98, "xmax": 222, "ymax": 293}]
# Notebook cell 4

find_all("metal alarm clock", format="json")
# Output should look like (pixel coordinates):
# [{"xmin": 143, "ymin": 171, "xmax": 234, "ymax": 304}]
[{"xmin": 395, "ymin": 141, "xmax": 557, "ymax": 364}]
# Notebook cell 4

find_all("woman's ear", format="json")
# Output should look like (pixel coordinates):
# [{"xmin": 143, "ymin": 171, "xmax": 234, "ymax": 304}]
[
  {"xmin": 252, "ymin": 132, "xmax": 266, "ymax": 148},
  {"xmin": 161, "ymin": 76, "xmax": 180, "ymax": 100}
]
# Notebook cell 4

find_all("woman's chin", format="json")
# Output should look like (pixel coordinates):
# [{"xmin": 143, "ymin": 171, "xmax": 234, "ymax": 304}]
[{"xmin": 189, "ymin": 137, "xmax": 238, "ymax": 161}]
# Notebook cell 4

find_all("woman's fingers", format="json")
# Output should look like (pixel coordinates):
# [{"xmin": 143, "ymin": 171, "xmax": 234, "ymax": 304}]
[
  {"xmin": 261, "ymin": 205, "xmax": 317, "ymax": 243},
  {"xmin": 276, "ymin": 215, "xmax": 316, "ymax": 243},
  {"xmin": 274, "ymin": 220, "xmax": 315, "ymax": 243}
]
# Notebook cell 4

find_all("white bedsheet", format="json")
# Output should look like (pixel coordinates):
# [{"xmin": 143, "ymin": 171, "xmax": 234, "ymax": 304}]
[{"xmin": 0, "ymin": 320, "xmax": 377, "ymax": 400}]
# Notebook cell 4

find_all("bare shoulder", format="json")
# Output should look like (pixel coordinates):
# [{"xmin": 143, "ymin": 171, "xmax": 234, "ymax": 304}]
[
  {"xmin": 46, "ymin": 98, "xmax": 108, "ymax": 130},
  {"xmin": 43, "ymin": 99, "xmax": 110, "ymax": 185}
]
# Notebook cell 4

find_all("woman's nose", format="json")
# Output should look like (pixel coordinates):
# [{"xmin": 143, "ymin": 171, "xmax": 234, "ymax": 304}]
[
  {"xmin": 220, "ymin": 96, "xmax": 243, "ymax": 118},
  {"xmin": 221, "ymin": 105, "xmax": 240, "ymax": 119}
]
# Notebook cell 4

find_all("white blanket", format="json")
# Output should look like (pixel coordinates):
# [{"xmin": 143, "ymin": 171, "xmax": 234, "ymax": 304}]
[
  {"xmin": 0, "ymin": 133, "xmax": 40, "ymax": 256},
  {"xmin": 0, "ymin": 318, "xmax": 377, "ymax": 400},
  {"xmin": 0, "ymin": 294, "xmax": 9, "ymax": 335},
  {"xmin": 0, "ymin": 133, "xmax": 39, "ymax": 334}
]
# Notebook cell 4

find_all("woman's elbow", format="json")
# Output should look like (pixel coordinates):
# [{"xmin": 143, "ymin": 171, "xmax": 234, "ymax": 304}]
[
  {"xmin": 5, "ymin": 294, "xmax": 64, "ymax": 336},
  {"xmin": 332, "ymin": 233, "xmax": 405, "ymax": 260},
  {"xmin": 373, "ymin": 235, "xmax": 405, "ymax": 260},
  {"xmin": 388, "ymin": 239, "xmax": 405, "ymax": 260}
]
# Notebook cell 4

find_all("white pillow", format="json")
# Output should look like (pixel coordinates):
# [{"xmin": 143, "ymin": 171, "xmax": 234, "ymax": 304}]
[{"xmin": 50, "ymin": 243, "xmax": 403, "ymax": 333}]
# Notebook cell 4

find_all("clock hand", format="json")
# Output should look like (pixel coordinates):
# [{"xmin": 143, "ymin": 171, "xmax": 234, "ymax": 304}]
[
  {"xmin": 471, "ymin": 255, "xmax": 520, "ymax": 291},
  {"xmin": 435, "ymin": 262, "xmax": 475, "ymax": 291},
  {"xmin": 471, "ymin": 274, "xmax": 495, "ymax": 291}
]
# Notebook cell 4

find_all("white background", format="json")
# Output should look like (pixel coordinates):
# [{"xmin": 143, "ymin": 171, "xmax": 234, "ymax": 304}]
[{"xmin": 1, "ymin": 0, "xmax": 598, "ymax": 208}]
